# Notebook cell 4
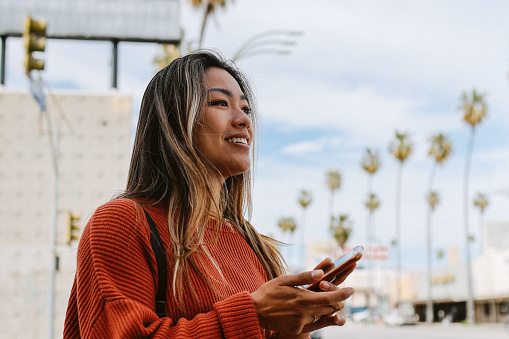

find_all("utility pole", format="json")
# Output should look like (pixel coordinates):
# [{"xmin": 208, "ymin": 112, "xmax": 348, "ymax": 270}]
[
  {"xmin": 23, "ymin": 15, "xmax": 58, "ymax": 339},
  {"xmin": 47, "ymin": 120, "xmax": 59, "ymax": 339}
]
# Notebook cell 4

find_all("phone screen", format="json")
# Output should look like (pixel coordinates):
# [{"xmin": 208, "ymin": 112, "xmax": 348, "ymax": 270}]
[
  {"xmin": 306, "ymin": 245, "xmax": 364, "ymax": 291},
  {"xmin": 331, "ymin": 246, "xmax": 363, "ymax": 268}
]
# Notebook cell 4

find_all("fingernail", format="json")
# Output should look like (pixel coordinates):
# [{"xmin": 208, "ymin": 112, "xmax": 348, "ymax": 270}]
[
  {"xmin": 311, "ymin": 270, "xmax": 323, "ymax": 279},
  {"xmin": 348, "ymin": 287, "xmax": 355, "ymax": 296},
  {"xmin": 335, "ymin": 315, "xmax": 345, "ymax": 325}
]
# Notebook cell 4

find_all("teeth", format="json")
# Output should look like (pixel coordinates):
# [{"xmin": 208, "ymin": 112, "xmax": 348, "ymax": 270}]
[{"xmin": 226, "ymin": 137, "xmax": 248, "ymax": 144}]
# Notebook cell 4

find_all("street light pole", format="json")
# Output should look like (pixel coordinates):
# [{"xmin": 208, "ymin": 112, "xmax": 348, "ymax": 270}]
[
  {"xmin": 44, "ymin": 105, "xmax": 60, "ymax": 339},
  {"xmin": 232, "ymin": 30, "xmax": 303, "ymax": 62}
]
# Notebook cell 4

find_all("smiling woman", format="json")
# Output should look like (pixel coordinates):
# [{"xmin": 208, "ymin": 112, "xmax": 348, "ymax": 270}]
[
  {"xmin": 63, "ymin": 50, "xmax": 357, "ymax": 339},
  {"xmin": 194, "ymin": 66, "xmax": 254, "ymax": 181}
]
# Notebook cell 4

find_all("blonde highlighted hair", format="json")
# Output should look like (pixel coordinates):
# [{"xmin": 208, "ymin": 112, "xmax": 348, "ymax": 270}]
[{"xmin": 121, "ymin": 50, "xmax": 285, "ymax": 311}]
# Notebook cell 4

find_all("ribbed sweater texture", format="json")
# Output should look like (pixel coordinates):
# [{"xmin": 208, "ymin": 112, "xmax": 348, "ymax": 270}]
[{"xmin": 63, "ymin": 199, "xmax": 277, "ymax": 338}]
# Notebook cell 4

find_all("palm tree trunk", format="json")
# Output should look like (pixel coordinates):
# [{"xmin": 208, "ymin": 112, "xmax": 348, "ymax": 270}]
[
  {"xmin": 198, "ymin": 3, "xmax": 213, "ymax": 48},
  {"xmin": 329, "ymin": 190, "xmax": 335, "ymax": 257},
  {"xmin": 367, "ymin": 175, "xmax": 374, "ymax": 318},
  {"xmin": 464, "ymin": 127, "xmax": 476, "ymax": 324},
  {"xmin": 301, "ymin": 208, "xmax": 307, "ymax": 270},
  {"xmin": 478, "ymin": 212, "xmax": 484, "ymax": 255},
  {"xmin": 426, "ymin": 207, "xmax": 433, "ymax": 323},
  {"xmin": 395, "ymin": 162, "xmax": 402, "ymax": 307},
  {"xmin": 426, "ymin": 163, "xmax": 437, "ymax": 323},
  {"xmin": 367, "ymin": 210, "xmax": 374, "ymax": 320}
]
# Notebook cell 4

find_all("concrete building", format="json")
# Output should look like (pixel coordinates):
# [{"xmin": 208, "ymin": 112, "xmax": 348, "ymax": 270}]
[
  {"xmin": 413, "ymin": 222, "xmax": 509, "ymax": 323},
  {"xmin": 0, "ymin": 89, "xmax": 131, "ymax": 338}
]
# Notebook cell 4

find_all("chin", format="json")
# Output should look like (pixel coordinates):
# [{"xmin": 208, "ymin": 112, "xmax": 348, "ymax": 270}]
[{"xmin": 222, "ymin": 164, "xmax": 251, "ymax": 179}]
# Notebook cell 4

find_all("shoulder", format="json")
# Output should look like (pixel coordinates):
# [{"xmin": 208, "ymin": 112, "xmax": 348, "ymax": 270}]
[
  {"xmin": 84, "ymin": 199, "xmax": 149, "ymax": 244},
  {"xmin": 94, "ymin": 198, "xmax": 142, "ymax": 220}
]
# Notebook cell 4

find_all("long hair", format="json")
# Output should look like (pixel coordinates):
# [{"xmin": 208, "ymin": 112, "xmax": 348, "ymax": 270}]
[{"xmin": 120, "ymin": 50, "xmax": 286, "ymax": 310}]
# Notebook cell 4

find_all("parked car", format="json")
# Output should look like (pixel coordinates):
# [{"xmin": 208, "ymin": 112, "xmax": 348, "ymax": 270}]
[
  {"xmin": 310, "ymin": 329, "xmax": 322, "ymax": 339},
  {"xmin": 352, "ymin": 308, "xmax": 381, "ymax": 323},
  {"xmin": 383, "ymin": 304, "xmax": 418, "ymax": 326}
]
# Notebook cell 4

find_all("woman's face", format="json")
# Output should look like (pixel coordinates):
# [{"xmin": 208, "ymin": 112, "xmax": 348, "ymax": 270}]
[{"xmin": 194, "ymin": 67, "xmax": 253, "ymax": 179}]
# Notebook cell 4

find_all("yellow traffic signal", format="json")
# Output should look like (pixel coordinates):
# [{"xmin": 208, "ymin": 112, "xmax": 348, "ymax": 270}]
[
  {"xmin": 66, "ymin": 211, "xmax": 81, "ymax": 245},
  {"xmin": 22, "ymin": 16, "xmax": 47, "ymax": 76}
]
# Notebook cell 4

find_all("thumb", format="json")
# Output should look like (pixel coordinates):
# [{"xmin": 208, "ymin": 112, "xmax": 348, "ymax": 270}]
[{"xmin": 279, "ymin": 270, "xmax": 324, "ymax": 287}]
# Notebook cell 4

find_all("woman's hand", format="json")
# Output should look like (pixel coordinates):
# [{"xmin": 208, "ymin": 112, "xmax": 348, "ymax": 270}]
[{"xmin": 250, "ymin": 265, "xmax": 355, "ymax": 336}]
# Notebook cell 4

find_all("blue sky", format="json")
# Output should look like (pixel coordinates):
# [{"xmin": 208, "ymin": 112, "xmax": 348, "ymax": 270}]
[{"xmin": 4, "ymin": 0, "xmax": 509, "ymax": 270}]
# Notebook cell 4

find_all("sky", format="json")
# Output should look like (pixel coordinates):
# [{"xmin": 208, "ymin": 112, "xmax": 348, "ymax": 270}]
[{"xmin": 4, "ymin": 0, "xmax": 509, "ymax": 270}]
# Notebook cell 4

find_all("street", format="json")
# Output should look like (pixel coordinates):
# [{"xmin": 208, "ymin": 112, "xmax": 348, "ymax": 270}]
[{"xmin": 320, "ymin": 322, "xmax": 509, "ymax": 339}]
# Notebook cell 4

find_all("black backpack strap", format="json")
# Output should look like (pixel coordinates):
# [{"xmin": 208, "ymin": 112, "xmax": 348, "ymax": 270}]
[{"xmin": 143, "ymin": 208, "xmax": 167, "ymax": 318}]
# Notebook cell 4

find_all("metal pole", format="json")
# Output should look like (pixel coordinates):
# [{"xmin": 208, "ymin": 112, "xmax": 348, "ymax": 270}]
[
  {"xmin": 1, "ymin": 36, "xmax": 6, "ymax": 85},
  {"xmin": 111, "ymin": 40, "xmax": 118, "ymax": 89},
  {"xmin": 46, "ymin": 113, "xmax": 59, "ymax": 339}
]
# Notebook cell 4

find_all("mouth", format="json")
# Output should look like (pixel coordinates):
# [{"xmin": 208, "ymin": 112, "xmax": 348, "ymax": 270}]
[{"xmin": 225, "ymin": 137, "xmax": 248, "ymax": 145}]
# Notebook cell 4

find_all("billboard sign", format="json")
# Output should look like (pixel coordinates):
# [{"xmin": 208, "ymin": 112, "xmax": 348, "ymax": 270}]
[{"xmin": 0, "ymin": 0, "xmax": 180, "ymax": 43}]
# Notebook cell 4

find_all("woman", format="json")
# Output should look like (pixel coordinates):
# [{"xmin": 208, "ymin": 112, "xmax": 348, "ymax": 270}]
[{"xmin": 63, "ymin": 51, "xmax": 355, "ymax": 338}]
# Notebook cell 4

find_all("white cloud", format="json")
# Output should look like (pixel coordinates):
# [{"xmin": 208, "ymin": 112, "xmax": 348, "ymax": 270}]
[{"xmin": 281, "ymin": 138, "xmax": 328, "ymax": 155}]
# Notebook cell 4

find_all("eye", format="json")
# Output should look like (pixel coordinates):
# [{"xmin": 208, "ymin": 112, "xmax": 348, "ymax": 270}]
[
  {"xmin": 207, "ymin": 100, "xmax": 228, "ymax": 107},
  {"xmin": 242, "ymin": 107, "xmax": 252, "ymax": 115}
]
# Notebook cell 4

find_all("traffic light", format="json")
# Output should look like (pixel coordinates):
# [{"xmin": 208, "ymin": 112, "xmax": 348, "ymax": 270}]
[
  {"xmin": 66, "ymin": 211, "xmax": 81, "ymax": 245},
  {"xmin": 22, "ymin": 16, "xmax": 47, "ymax": 77}
]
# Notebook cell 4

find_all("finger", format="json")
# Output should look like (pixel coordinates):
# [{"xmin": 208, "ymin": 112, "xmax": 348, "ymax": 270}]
[
  {"xmin": 309, "ymin": 314, "xmax": 321, "ymax": 325},
  {"xmin": 315, "ymin": 258, "xmax": 333, "ymax": 272},
  {"xmin": 329, "ymin": 301, "xmax": 345, "ymax": 313},
  {"xmin": 331, "ymin": 263, "xmax": 356, "ymax": 286},
  {"xmin": 301, "ymin": 312, "xmax": 347, "ymax": 333},
  {"xmin": 279, "ymin": 270, "xmax": 324, "ymax": 287},
  {"xmin": 318, "ymin": 280, "xmax": 338, "ymax": 292},
  {"xmin": 312, "ymin": 287, "xmax": 355, "ymax": 306}
]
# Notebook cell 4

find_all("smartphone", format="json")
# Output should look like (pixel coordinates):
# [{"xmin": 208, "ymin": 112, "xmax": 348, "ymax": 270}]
[{"xmin": 306, "ymin": 245, "xmax": 364, "ymax": 291}]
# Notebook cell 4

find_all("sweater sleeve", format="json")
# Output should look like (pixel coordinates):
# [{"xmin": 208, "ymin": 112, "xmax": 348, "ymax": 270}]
[{"xmin": 66, "ymin": 199, "xmax": 264, "ymax": 339}]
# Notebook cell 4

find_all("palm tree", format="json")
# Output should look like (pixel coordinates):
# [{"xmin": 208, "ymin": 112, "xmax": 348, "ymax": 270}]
[
  {"xmin": 154, "ymin": 42, "xmax": 184, "ymax": 69},
  {"xmin": 297, "ymin": 190, "xmax": 312, "ymax": 269},
  {"xmin": 473, "ymin": 192, "xmax": 489, "ymax": 254},
  {"xmin": 362, "ymin": 148, "xmax": 381, "ymax": 174},
  {"xmin": 153, "ymin": 0, "xmax": 232, "ymax": 69},
  {"xmin": 425, "ymin": 190, "xmax": 440, "ymax": 323},
  {"xmin": 389, "ymin": 131, "xmax": 413, "ymax": 306},
  {"xmin": 425, "ymin": 133, "xmax": 452, "ymax": 323},
  {"xmin": 277, "ymin": 216, "xmax": 297, "ymax": 269},
  {"xmin": 330, "ymin": 214, "xmax": 352, "ymax": 252},
  {"xmin": 325, "ymin": 170, "xmax": 342, "ymax": 228},
  {"xmin": 365, "ymin": 193, "xmax": 381, "ymax": 245},
  {"xmin": 361, "ymin": 148, "xmax": 381, "ymax": 309},
  {"xmin": 427, "ymin": 191, "xmax": 440, "ymax": 211},
  {"xmin": 189, "ymin": 0, "xmax": 232, "ymax": 49},
  {"xmin": 459, "ymin": 89, "xmax": 487, "ymax": 324},
  {"xmin": 428, "ymin": 133, "xmax": 452, "ymax": 186},
  {"xmin": 362, "ymin": 148, "xmax": 381, "ymax": 193},
  {"xmin": 277, "ymin": 216, "xmax": 297, "ymax": 236},
  {"xmin": 364, "ymin": 192, "xmax": 381, "ymax": 316},
  {"xmin": 154, "ymin": 43, "xmax": 182, "ymax": 70},
  {"xmin": 436, "ymin": 248, "xmax": 445, "ymax": 263}
]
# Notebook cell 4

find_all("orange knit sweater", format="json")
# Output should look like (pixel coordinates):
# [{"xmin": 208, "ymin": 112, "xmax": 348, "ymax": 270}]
[{"xmin": 63, "ymin": 199, "xmax": 278, "ymax": 338}]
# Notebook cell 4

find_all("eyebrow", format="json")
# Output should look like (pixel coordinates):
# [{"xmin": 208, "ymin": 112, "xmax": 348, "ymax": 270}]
[{"xmin": 207, "ymin": 88, "xmax": 248, "ymax": 101}]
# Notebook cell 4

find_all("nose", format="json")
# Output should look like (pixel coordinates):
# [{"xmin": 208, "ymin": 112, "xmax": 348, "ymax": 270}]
[{"xmin": 233, "ymin": 107, "xmax": 251, "ymax": 128}]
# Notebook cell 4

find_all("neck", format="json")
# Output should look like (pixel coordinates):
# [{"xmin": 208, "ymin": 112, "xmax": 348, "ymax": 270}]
[{"xmin": 206, "ymin": 174, "xmax": 225, "ymax": 220}]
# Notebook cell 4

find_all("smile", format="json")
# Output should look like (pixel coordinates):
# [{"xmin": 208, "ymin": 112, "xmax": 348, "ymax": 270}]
[{"xmin": 226, "ymin": 137, "xmax": 248, "ymax": 145}]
